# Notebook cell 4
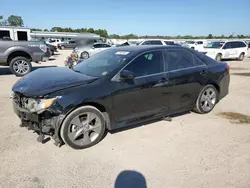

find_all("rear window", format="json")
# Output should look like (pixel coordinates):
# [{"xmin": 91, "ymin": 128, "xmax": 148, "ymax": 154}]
[{"xmin": 190, "ymin": 50, "xmax": 217, "ymax": 65}]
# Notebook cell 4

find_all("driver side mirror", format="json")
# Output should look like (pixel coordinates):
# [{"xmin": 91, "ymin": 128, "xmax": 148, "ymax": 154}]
[{"xmin": 120, "ymin": 70, "xmax": 135, "ymax": 80}]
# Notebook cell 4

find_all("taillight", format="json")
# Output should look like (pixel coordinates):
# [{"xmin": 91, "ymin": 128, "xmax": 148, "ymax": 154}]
[
  {"xmin": 226, "ymin": 64, "xmax": 230, "ymax": 72},
  {"xmin": 39, "ymin": 44, "xmax": 47, "ymax": 53}
]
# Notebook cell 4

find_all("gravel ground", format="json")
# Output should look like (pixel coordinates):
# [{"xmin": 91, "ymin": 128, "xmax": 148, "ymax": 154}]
[{"xmin": 0, "ymin": 49, "xmax": 250, "ymax": 188}]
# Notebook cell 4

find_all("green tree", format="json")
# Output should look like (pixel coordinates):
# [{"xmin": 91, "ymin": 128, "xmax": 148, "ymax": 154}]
[
  {"xmin": 87, "ymin": 28, "xmax": 95, "ymax": 33},
  {"xmin": 207, "ymin": 34, "xmax": 213, "ymax": 39},
  {"xmin": 0, "ymin": 15, "xmax": 7, "ymax": 26},
  {"xmin": 7, "ymin": 15, "xmax": 24, "ymax": 26},
  {"xmin": 44, "ymin": 29, "xmax": 49, "ymax": 32}
]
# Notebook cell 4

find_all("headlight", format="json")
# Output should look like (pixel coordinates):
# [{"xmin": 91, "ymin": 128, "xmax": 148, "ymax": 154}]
[{"xmin": 26, "ymin": 97, "xmax": 59, "ymax": 113}]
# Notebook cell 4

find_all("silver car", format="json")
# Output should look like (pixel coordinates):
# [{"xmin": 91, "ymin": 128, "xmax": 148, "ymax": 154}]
[{"xmin": 72, "ymin": 43, "xmax": 112, "ymax": 59}]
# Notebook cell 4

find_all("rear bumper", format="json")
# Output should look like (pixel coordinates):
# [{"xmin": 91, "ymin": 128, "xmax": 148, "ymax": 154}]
[
  {"xmin": 219, "ymin": 72, "xmax": 230, "ymax": 100},
  {"xmin": 32, "ymin": 52, "xmax": 47, "ymax": 62}
]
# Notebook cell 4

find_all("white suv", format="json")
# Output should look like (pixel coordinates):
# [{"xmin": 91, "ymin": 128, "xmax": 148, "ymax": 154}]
[{"xmin": 203, "ymin": 41, "xmax": 248, "ymax": 61}]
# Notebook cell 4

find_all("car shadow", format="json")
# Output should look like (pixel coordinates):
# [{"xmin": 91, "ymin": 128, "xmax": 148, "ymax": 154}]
[
  {"xmin": 0, "ymin": 66, "xmax": 57, "ymax": 76},
  {"xmin": 110, "ymin": 111, "xmax": 191, "ymax": 134},
  {"xmin": 48, "ymin": 58, "xmax": 56, "ymax": 61},
  {"xmin": 114, "ymin": 170, "xmax": 147, "ymax": 188}
]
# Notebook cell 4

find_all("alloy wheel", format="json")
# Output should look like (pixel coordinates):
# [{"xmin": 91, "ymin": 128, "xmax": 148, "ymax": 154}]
[
  {"xmin": 13, "ymin": 60, "xmax": 30, "ymax": 75},
  {"xmin": 200, "ymin": 88, "xmax": 217, "ymax": 112},
  {"xmin": 67, "ymin": 112, "xmax": 102, "ymax": 146}
]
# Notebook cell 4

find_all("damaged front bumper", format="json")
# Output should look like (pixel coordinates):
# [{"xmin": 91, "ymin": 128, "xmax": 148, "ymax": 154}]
[{"xmin": 12, "ymin": 98, "xmax": 64, "ymax": 146}]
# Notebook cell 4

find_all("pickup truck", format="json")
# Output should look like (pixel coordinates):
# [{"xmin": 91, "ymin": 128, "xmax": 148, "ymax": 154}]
[{"xmin": 0, "ymin": 41, "xmax": 47, "ymax": 76}]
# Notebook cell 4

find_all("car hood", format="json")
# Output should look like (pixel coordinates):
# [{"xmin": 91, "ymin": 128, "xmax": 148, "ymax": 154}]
[{"xmin": 12, "ymin": 67, "xmax": 97, "ymax": 97}]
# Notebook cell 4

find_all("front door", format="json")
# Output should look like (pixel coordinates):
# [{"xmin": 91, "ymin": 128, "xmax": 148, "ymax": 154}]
[
  {"xmin": 164, "ymin": 49, "xmax": 208, "ymax": 111},
  {"xmin": 111, "ymin": 50, "xmax": 169, "ymax": 123}
]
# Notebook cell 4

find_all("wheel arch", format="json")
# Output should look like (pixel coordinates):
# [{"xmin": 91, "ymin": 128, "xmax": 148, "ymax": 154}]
[
  {"xmin": 60, "ymin": 101, "xmax": 112, "ymax": 132},
  {"xmin": 7, "ymin": 51, "xmax": 32, "ymax": 65}
]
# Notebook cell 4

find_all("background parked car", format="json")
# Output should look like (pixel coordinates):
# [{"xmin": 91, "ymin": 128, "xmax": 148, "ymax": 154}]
[
  {"xmin": 0, "ymin": 40, "xmax": 47, "ymax": 76},
  {"xmin": 72, "ymin": 43, "xmax": 112, "ymax": 59},
  {"xmin": 183, "ymin": 40, "xmax": 208, "ymax": 51},
  {"xmin": 137, "ymin": 39, "xmax": 176, "ymax": 45},
  {"xmin": 58, "ymin": 40, "xmax": 76, "ymax": 50},
  {"xmin": 203, "ymin": 40, "xmax": 248, "ymax": 61}
]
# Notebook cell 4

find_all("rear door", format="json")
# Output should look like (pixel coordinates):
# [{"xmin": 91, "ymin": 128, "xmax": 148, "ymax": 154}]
[
  {"xmin": 111, "ymin": 50, "xmax": 168, "ymax": 123},
  {"xmin": 164, "ymin": 49, "xmax": 208, "ymax": 111}
]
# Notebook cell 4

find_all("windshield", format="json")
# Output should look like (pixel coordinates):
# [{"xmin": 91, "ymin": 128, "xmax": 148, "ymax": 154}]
[
  {"xmin": 185, "ymin": 41, "xmax": 195, "ymax": 44},
  {"xmin": 73, "ymin": 48, "xmax": 131, "ymax": 77},
  {"xmin": 206, "ymin": 42, "xmax": 224, "ymax": 48}
]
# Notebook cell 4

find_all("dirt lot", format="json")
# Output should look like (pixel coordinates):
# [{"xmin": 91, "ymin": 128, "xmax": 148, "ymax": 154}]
[{"xmin": 0, "ymin": 50, "xmax": 250, "ymax": 188}]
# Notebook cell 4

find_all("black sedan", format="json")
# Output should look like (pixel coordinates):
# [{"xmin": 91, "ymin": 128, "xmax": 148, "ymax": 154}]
[{"xmin": 11, "ymin": 45, "xmax": 230, "ymax": 149}]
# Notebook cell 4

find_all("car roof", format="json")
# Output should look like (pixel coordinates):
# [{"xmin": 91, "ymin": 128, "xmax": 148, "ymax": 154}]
[{"xmin": 111, "ymin": 45, "xmax": 183, "ymax": 53}]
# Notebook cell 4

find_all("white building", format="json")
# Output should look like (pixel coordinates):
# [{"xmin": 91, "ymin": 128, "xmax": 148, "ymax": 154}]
[{"xmin": 0, "ymin": 26, "xmax": 31, "ymax": 41}]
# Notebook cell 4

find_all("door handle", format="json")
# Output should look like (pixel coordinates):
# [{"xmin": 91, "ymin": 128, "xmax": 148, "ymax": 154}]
[{"xmin": 200, "ymin": 70, "xmax": 208, "ymax": 76}]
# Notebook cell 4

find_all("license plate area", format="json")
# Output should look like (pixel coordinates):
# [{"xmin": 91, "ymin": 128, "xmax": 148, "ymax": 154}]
[{"xmin": 20, "ymin": 112, "xmax": 39, "ymax": 122}]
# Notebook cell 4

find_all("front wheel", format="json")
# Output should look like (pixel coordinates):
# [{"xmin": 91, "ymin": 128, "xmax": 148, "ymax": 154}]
[
  {"xmin": 194, "ymin": 85, "xmax": 218, "ymax": 114},
  {"xmin": 81, "ymin": 51, "xmax": 89, "ymax": 59},
  {"xmin": 60, "ymin": 106, "xmax": 106, "ymax": 149},
  {"xmin": 9, "ymin": 56, "xmax": 32, "ymax": 77},
  {"xmin": 215, "ymin": 54, "xmax": 222, "ymax": 61}
]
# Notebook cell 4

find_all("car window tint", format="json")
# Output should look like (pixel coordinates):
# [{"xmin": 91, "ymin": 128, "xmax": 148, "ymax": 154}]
[
  {"xmin": 231, "ymin": 42, "xmax": 238, "ymax": 48},
  {"xmin": 94, "ymin": 44, "xmax": 102, "ymax": 48},
  {"xmin": 141, "ymin": 41, "xmax": 151, "ymax": 45},
  {"xmin": 150, "ymin": 40, "xmax": 163, "ymax": 45},
  {"xmin": 103, "ymin": 44, "xmax": 111, "ymax": 48},
  {"xmin": 165, "ymin": 49, "xmax": 204, "ymax": 71},
  {"xmin": 197, "ymin": 41, "xmax": 203, "ymax": 44},
  {"xmin": 223, "ymin": 42, "xmax": 232, "ymax": 49},
  {"xmin": 238, "ymin": 41, "xmax": 246, "ymax": 48},
  {"xmin": 164, "ymin": 41, "xmax": 175, "ymax": 45},
  {"xmin": 125, "ymin": 50, "xmax": 164, "ymax": 77}
]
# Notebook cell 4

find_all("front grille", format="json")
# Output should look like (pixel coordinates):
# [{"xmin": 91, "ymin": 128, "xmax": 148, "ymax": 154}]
[{"xmin": 13, "ymin": 93, "xmax": 29, "ymax": 109}]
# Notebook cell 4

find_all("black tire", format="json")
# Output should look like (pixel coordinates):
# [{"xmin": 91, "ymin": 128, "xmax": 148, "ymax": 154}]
[
  {"xmin": 191, "ymin": 47, "xmax": 195, "ymax": 50},
  {"xmin": 61, "ymin": 45, "xmax": 65, "ymax": 50},
  {"xmin": 194, "ymin": 85, "xmax": 218, "ymax": 114},
  {"xmin": 238, "ymin": 53, "xmax": 244, "ymax": 61},
  {"xmin": 81, "ymin": 51, "xmax": 89, "ymax": 59},
  {"xmin": 9, "ymin": 56, "xmax": 32, "ymax": 77},
  {"xmin": 215, "ymin": 54, "xmax": 222, "ymax": 61},
  {"xmin": 60, "ymin": 106, "xmax": 106, "ymax": 149}
]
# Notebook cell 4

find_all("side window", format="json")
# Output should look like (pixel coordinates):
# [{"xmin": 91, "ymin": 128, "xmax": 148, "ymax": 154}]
[
  {"xmin": 141, "ymin": 41, "xmax": 152, "ymax": 45},
  {"xmin": 93, "ymin": 44, "xmax": 102, "ymax": 48},
  {"xmin": 124, "ymin": 50, "xmax": 164, "ymax": 77},
  {"xmin": 223, "ymin": 42, "xmax": 232, "ymax": 49},
  {"xmin": 102, "ymin": 44, "xmax": 111, "ymax": 48},
  {"xmin": 150, "ymin": 40, "xmax": 163, "ymax": 45},
  {"xmin": 164, "ymin": 41, "xmax": 175, "ymax": 45},
  {"xmin": 165, "ymin": 49, "xmax": 204, "ymax": 71},
  {"xmin": 238, "ymin": 42, "xmax": 246, "ymax": 48},
  {"xmin": 69, "ymin": 41, "xmax": 75, "ymax": 44},
  {"xmin": 231, "ymin": 42, "xmax": 239, "ymax": 48},
  {"xmin": 197, "ymin": 41, "xmax": 203, "ymax": 44}
]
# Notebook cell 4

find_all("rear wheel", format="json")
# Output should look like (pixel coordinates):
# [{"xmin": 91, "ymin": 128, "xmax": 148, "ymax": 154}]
[
  {"xmin": 60, "ymin": 106, "xmax": 106, "ymax": 149},
  {"xmin": 238, "ymin": 53, "xmax": 244, "ymax": 61},
  {"xmin": 60, "ymin": 45, "xmax": 65, "ymax": 50},
  {"xmin": 194, "ymin": 85, "xmax": 218, "ymax": 114},
  {"xmin": 215, "ymin": 54, "xmax": 222, "ymax": 61},
  {"xmin": 81, "ymin": 51, "xmax": 89, "ymax": 59},
  {"xmin": 9, "ymin": 56, "xmax": 32, "ymax": 77}
]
